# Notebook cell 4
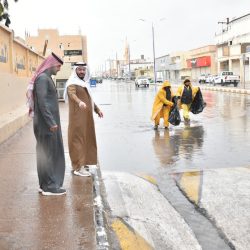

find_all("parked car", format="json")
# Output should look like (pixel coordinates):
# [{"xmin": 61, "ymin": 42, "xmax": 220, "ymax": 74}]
[
  {"xmin": 205, "ymin": 75, "xmax": 215, "ymax": 84},
  {"xmin": 213, "ymin": 71, "xmax": 240, "ymax": 87},
  {"xmin": 135, "ymin": 76, "xmax": 150, "ymax": 88},
  {"xmin": 90, "ymin": 76, "xmax": 103, "ymax": 84},
  {"xmin": 198, "ymin": 74, "xmax": 207, "ymax": 83},
  {"xmin": 156, "ymin": 78, "xmax": 163, "ymax": 83},
  {"xmin": 96, "ymin": 77, "xmax": 103, "ymax": 83},
  {"xmin": 198, "ymin": 74, "xmax": 211, "ymax": 84}
]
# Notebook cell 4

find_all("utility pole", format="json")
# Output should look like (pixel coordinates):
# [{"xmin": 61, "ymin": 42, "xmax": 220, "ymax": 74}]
[
  {"xmin": 218, "ymin": 17, "xmax": 229, "ymax": 32},
  {"xmin": 152, "ymin": 22, "xmax": 157, "ymax": 90},
  {"xmin": 128, "ymin": 43, "xmax": 131, "ymax": 80},
  {"xmin": 116, "ymin": 52, "xmax": 119, "ymax": 78},
  {"xmin": 139, "ymin": 19, "xmax": 158, "ymax": 91},
  {"xmin": 243, "ymin": 53, "xmax": 246, "ymax": 89},
  {"xmin": 109, "ymin": 58, "xmax": 112, "ymax": 78}
]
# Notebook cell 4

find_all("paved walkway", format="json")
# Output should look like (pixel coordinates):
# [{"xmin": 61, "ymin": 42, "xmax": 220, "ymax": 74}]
[{"xmin": 0, "ymin": 105, "xmax": 96, "ymax": 250}]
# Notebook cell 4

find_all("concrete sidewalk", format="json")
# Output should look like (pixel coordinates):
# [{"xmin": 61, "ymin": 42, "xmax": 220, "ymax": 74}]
[{"xmin": 0, "ymin": 105, "xmax": 96, "ymax": 250}]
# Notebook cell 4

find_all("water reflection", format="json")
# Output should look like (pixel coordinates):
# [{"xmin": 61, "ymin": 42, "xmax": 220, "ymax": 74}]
[{"xmin": 153, "ymin": 125, "xmax": 205, "ymax": 168}]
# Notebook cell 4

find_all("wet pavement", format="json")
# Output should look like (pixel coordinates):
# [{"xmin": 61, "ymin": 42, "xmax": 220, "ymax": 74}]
[
  {"xmin": 93, "ymin": 81, "xmax": 250, "ymax": 172},
  {"xmin": 92, "ymin": 80, "xmax": 250, "ymax": 249},
  {"xmin": 0, "ymin": 106, "xmax": 96, "ymax": 250},
  {"xmin": 1, "ymin": 79, "xmax": 250, "ymax": 249}
]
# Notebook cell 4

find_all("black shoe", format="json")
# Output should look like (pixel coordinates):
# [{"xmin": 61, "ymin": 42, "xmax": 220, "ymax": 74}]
[
  {"xmin": 184, "ymin": 118, "xmax": 190, "ymax": 125},
  {"xmin": 42, "ymin": 188, "xmax": 66, "ymax": 196},
  {"xmin": 154, "ymin": 125, "xmax": 158, "ymax": 130},
  {"xmin": 84, "ymin": 165, "xmax": 90, "ymax": 171}
]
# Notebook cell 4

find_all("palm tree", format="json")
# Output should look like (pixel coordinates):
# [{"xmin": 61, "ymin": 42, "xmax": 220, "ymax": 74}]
[{"xmin": 0, "ymin": 0, "xmax": 18, "ymax": 27}]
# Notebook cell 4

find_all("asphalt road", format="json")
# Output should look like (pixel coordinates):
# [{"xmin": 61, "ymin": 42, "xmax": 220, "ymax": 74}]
[{"xmin": 92, "ymin": 80, "xmax": 250, "ymax": 250}]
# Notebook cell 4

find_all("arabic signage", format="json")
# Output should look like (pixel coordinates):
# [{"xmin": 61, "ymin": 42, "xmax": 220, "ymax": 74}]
[
  {"xmin": 64, "ymin": 50, "xmax": 82, "ymax": 56},
  {"xmin": 187, "ymin": 56, "xmax": 211, "ymax": 68}
]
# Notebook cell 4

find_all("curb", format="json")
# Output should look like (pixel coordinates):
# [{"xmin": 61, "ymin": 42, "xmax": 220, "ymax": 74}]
[
  {"xmin": 92, "ymin": 165, "xmax": 110, "ymax": 250},
  {"xmin": 152, "ymin": 82, "xmax": 250, "ymax": 95},
  {"xmin": 199, "ymin": 85, "xmax": 250, "ymax": 95},
  {"xmin": 0, "ymin": 105, "xmax": 31, "ymax": 144}
]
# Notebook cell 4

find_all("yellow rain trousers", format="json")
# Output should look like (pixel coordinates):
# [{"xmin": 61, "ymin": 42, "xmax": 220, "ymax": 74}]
[
  {"xmin": 176, "ymin": 83, "xmax": 199, "ymax": 120},
  {"xmin": 151, "ymin": 81, "xmax": 174, "ymax": 127}
]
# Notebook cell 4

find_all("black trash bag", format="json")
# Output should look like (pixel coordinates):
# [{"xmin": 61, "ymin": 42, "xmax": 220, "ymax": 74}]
[
  {"xmin": 168, "ymin": 105, "xmax": 181, "ymax": 126},
  {"xmin": 172, "ymin": 96, "xmax": 179, "ymax": 105},
  {"xmin": 190, "ymin": 88, "xmax": 206, "ymax": 114}
]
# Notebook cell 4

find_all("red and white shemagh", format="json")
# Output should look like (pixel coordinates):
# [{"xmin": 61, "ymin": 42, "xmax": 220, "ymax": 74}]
[{"xmin": 26, "ymin": 54, "xmax": 62, "ymax": 117}]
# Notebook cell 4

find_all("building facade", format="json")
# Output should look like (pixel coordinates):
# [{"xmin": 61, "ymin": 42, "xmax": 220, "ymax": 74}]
[
  {"xmin": 0, "ymin": 24, "xmax": 44, "ymax": 143},
  {"xmin": 156, "ymin": 46, "xmax": 217, "ymax": 83},
  {"xmin": 26, "ymin": 29, "xmax": 88, "ymax": 99},
  {"xmin": 121, "ymin": 54, "xmax": 153, "ymax": 80},
  {"xmin": 155, "ymin": 55, "xmax": 171, "ymax": 81},
  {"xmin": 0, "ymin": 24, "xmax": 44, "ymax": 115},
  {"xmin": 184, "ymin": 45, "xmax": 217, "ymax": 81},
  {"xmin": 26, "ymin": 29, "xmax": 87, "ymax": 63},
  {"xmin": 215, "ymin": 13, "xmax": 250, "ymax": 82}
]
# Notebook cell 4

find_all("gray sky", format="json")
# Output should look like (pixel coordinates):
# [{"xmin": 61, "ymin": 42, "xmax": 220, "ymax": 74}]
[{"xmin": 8, "ymin": 0, "xmax": 250, "ymax": 70}]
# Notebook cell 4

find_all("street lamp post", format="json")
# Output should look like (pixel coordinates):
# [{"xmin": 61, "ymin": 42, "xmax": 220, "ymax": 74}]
[
  {"xmin": 151, "ymin": 22, "xmax": 157, "ymax": 89},
  {"xmin": 139, "ymin": 18, "xmax": 165, "ymax": 91},
  {"xmin": 128, "ymin": 43, "xmax": 131, "ymax": 80},
  {"xmin": 243, "ymin": 53, "xmax": 246, "ymax": 89}
]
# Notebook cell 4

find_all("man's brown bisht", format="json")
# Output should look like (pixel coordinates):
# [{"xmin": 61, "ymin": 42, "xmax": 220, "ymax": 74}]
[{"xmin": 64, "ymin": 62, "xmax": 101, "ymax": 171}]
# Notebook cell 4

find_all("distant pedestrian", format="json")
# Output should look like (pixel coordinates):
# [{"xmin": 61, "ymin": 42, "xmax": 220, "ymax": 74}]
[
  {"xmin": 26, "ymin": 52, "xmax": 66, "ymax": 196},
  {"xmin": 151, "ymin": 81, "xmax": 174, "ymax": 130},
  {"xmin": 64, "ymin": 62, "xmax": 103, "ymax": 177},
  {"xmin": 176, "ymin": 79, "xmax": 199, "ymax": 124}
]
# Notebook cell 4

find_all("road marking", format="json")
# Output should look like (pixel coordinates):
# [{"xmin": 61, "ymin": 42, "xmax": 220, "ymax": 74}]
[
  {"xmin": 112, "ymin": 218, "xmax": 153, "ymax": 250},
  {"xmin": 136, "ymin": 173, "xmax": 157, "ymax": 186},
  {"xmin": 178, "ymin": 171, "xmax": 203, "ymax": 205},
  {"xmin": 104, "ymin": 172, "xmax": 202, "ymax": 249}
]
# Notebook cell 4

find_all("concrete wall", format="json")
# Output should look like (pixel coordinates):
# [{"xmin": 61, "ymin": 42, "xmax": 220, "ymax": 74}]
[
  {"xmin": 230, "ymin": 45, "xmax": 241, "ymax": 56},
  {"xmin": 0, "ymin": 24, "xmax": 44, "ymax": 143},
  {"xmin": 0, "ymin": 25, "xmax": 44, "ymax": 115}
]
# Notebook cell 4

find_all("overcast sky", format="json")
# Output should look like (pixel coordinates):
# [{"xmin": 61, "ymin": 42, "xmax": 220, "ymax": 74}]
[{"xmin": 7, "ymin": 0, "xmax": 250, "ymax": 70}]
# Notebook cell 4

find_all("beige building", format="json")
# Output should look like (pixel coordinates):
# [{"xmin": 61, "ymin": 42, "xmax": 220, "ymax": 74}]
[
  {"xmin": 26, "ymin": 29, "xmax": 88, "ymax": 99},
  {"xmin": 215, "ymin": 13, "xmax": 250, "ymax": 83},
  {"xmin": 26, "ymin": 29, "xmax": 87, "ymax": 63},
  {"xmin": 183, "ymin": 45, "xmax": 217, "ymax": 81},
  {"xmin": 156, "ymin": 46, "xmax": 216, "ymax": 83},
  {"xmin": 0, "ymin": 24, "xmax": 44, "ymax": 143}
]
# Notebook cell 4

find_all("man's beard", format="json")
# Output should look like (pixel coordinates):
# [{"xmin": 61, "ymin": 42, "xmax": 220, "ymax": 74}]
[{"xmin": 77, "ymin": 73, "xmax": 85, "ymax": 80}]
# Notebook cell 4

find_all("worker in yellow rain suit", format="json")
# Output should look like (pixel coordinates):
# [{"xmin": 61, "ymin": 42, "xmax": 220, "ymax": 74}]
[
  {"xmin": 176, "ymin": 79, "xmax": 199, "ymax": 124},
  {"xmin": 151, "ymin": 81, "xmax": 174, "ymax": 130}
]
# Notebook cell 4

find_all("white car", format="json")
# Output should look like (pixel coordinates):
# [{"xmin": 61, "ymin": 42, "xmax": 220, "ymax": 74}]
[
  {"xmin": 198, "ymin": 74, "xmax": 207, "ymax": 84},
  {"xmin": 205, "ymin": 75, "xmax": 215, "ymax": 83},
  {"xmin": 135, "ymin": 77, "xmax": 150, "ymax": 88},
  {"xmin": 213, "ymin": 71, "xmax": 240, "ymax": 87}
]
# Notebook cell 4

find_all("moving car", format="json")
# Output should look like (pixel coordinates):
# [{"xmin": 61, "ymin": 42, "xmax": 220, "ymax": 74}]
[{"xmin": 135, "ymin": 76, "xmax": 150, "ymax": 88}]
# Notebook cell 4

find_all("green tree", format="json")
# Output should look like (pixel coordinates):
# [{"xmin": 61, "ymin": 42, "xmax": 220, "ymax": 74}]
[{"xmin": 0, "ymin": 0, "xmax": 18, "ymax": 27}]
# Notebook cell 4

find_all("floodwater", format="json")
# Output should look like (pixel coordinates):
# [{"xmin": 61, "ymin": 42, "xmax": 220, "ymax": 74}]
[
  {"xmin": 93, "ymin": 80, "xmax": 250, "ymax": 249},
  {"xmin": 93, "ymin": 80, "xmax": 250, "ymax": 174}
]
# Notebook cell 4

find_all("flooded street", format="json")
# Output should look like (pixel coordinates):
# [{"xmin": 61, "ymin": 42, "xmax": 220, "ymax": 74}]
[
  {"xmin": 92, "ymin": 80, "xmax": 250, "ymax": 249},
  {"xmin": 93, "ymin": 80, "xmax": 250, "ymax": 173}
]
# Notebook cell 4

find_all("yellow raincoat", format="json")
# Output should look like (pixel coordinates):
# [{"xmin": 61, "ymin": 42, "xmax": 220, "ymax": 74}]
[
  {"xmin": 176, "ymin": 81, "xmax": 199, "ymax": 120},
  {"xmin": 151, "ymin": 81, "xmax": 174, "ymax": 127}
]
